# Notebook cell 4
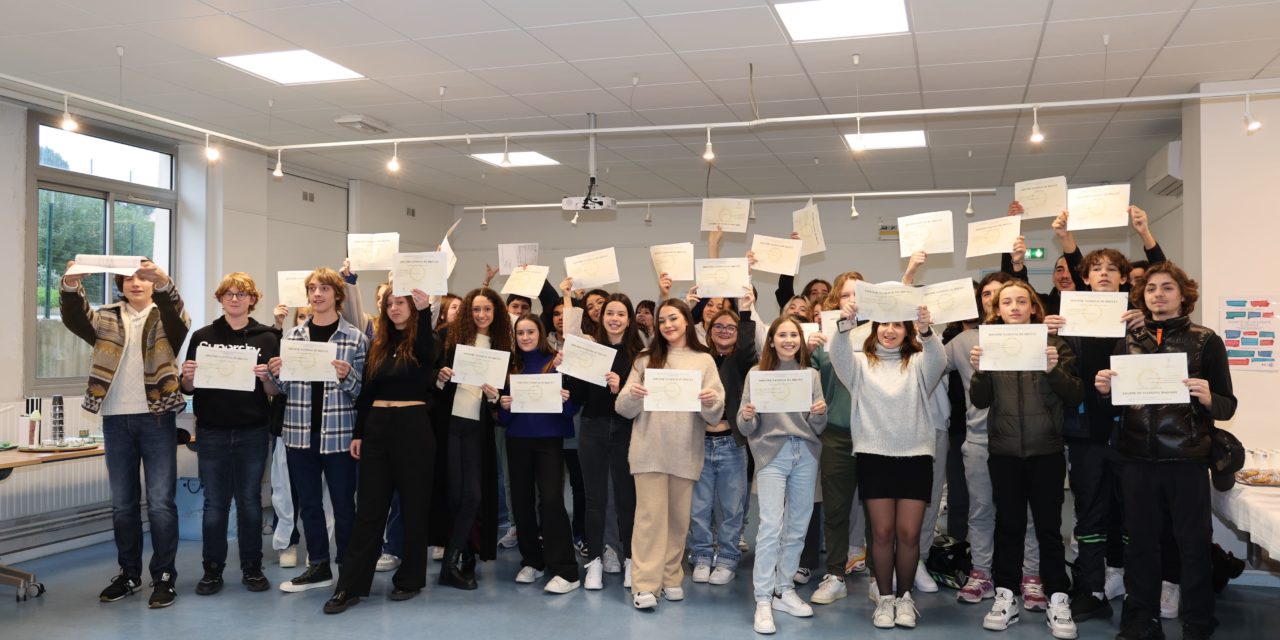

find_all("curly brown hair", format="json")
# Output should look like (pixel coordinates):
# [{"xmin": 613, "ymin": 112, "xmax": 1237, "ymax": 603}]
[{"xmin": 1133, "ymin": 261, "xmax": 1198, "ymax": 317}]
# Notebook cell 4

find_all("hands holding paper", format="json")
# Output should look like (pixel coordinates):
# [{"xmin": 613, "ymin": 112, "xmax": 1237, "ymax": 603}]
[{"xmin": 1094, "ymin": 370, "xmax": 1212, "ymax": 409}]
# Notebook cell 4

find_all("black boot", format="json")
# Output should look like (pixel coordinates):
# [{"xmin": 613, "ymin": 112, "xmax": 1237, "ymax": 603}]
[
  {"xmin": 439, "ymin": 549, "xmax": 476, "ymax": 590},
  {"xmin": 457, "ymin": 550, "xmax": 478, "ymax": 590}
]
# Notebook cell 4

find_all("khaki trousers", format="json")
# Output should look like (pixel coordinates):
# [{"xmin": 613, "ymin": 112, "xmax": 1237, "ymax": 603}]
[{"xmin": 630, "ymin": 472, "xmax": 694, "ymax": 594}]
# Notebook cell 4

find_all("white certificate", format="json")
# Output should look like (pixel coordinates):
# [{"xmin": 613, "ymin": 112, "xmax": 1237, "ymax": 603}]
[
  {"xmin": 800, "ymin": 323, "xmax": 821, "ymax": 343},
  {"xmin": 564, "ymin": 247, "xmax": 620, "ymax": 289},
  {"xmin": 642, "ymin": 369, "xmax": 701, "ymax": 412},
  {"xmin": 1067, "ymin": 184, "xmax": 1130, "ymax": 231},
  {"xmin": 650, "ymin": 242, "xmax": 695, "ymax": 281},
  {"xmin": 855, "ymin": 281, "xmax": 923, "ymax": 323},
  {"xmin": 819, "ymin": 310, "xmax": 843, "ymax": 341},
  {"xmin": 498, "ymin": 243, "xmax": 539, "ymax": 276},
  {"xmin": 898, "ymin": 210, "xmax": 955, "ymax": 257},
  {"xmin": 392, "ymin": 252, "xmax": 448, "ymax": 296},
  {"xmin": 509, "ymin": 373, "xmax": 564, "ymax": 414},
  {"xmin": 979, "ymin": 324, "xmax": 1048, "ymax": 372},
  {"xmin": 194, "ymin": 345, "xmax": 258, "ymax": 392},
  {"xmin": 440, "ymin": 236, "xmax": 458, "ymax": 277},
  {"xmin": 923, "ymin": 278, "xmax": 982, "ymax": 325},
  {"xmin": 562, "ymin": 306, "xmax": 585, "ymax": 337},
  {"xmin": 1110, "ymin": 353, "xmax": 1190, "ymax": 406},
  {"xmin": 965, "ymin": 216, "xmax": 1022, "ymax": 258},
  {"xmin": 750, "ymin": 370, "xmax": 813, "ymax": 414},
  {"xmin": 501, "ymin": 265, "xmax": 549, "ymax": 299},
  {"xmin": 792, "ymin": 200, "xmax": 826, "ymax": 256},
  {"xmin": 1014, "ymin": 176, "xmax": 1067, "ymax": 220},
  {"xmin": 1058, "ymin": 291, "xmax": 1129, "ymax": 338},
  {"xmin": 278, "ymin": 340, "xmax": 339, "ymax": 382},
  {"xmin": 347, "ymin": 232, "xmax": 400, "ymax": 271},
  {"xmin": 695, "ymin": 258, "xmax": 750, "ymax": 298},
  {"xmin": 450, "ymin": 344, "xmax": 511, "ymax": 388},
  {"xmin": 66, "ymin": 254, "xmax": 145, "ymax": 276},
  {"xmin": 558, "ymin": 334, "xmax": 616, "ymax": 387},
  {"xmin": 700, "ymin": 198, "xmax": 751, "ymax": 233},
  {"xmin": 277, "ymin": 270, "xmax": 311, "ymax": 308},
  {"xmin": 750, "ymin": 234, "xmax": 803, "ymax": 276}
]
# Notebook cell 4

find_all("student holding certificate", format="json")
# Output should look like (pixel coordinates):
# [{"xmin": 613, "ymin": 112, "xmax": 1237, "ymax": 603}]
[
  {"xmin": 180, "ymin": 272, "xmax": 280, "ymax": 597},
  {"xmin": 615, "ymin": 299, "xmax": 725, "ymax": 611},
  {"xmin": 967, "ymin": 279, "xmax": 1082, "ymax": 639},
  {"xmin": 738, "ymin": 316, "xmax": 827, "ymax": 635},
  {"xmin": 323, "ymin": 285, "xmax": 435, "ymax": 614},
  {"xmin": 434, "ymin": 288, "xmax": 513, "ymax": 590},
  {"xmin": 496, "ymin": 315, "xmax": 580, "ymax": 595},
  {"xmin": 1095, "ymin": 263, "xmax": 1236, "ymax": 640},
  {"xmin": 828, "ymin": 297, "xmax": 945, "ymax": 630}
]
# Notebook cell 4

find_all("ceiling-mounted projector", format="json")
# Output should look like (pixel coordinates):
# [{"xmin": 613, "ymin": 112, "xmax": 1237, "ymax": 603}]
[{"xmin": 562, "ymin": 195, "xmax": 616, "ymax": 211}]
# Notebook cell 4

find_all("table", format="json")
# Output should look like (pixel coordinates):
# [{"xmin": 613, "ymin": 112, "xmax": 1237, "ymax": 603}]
[
  {"xmin": 0, "ymin": 445, "xmax": 104, "ymax": 601},
  {"xmin": 1212, "ymin": 482, "xmax": 1280, "ymax": 563}
]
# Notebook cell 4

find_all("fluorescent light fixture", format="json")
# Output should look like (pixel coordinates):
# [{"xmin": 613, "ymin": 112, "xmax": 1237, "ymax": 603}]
[
  {"xmin": 776, "ymin": 0, "xmax": 909, "ymax": 42},
  {"xmin": 217, "ymin": 50, "xmax": 363, "ymax": 85},
  {"xmin": 471, "ymin": 151, "xmax": 559, "ymax": 167},
  {"xmin": 841, "ymin": 129, "xmax": 926, "ymax": 150}
]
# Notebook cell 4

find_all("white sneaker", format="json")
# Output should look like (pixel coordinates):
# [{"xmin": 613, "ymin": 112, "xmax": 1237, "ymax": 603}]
[
  {"xmin": 498, "ymin": 526, "xmax": 518, "ymax": 549},
  {"xmin": 603, "ymin": 546, "xmax": 622, "ymax": 573},
  {"xmin": 376, "ymin": 553, "xmax": 400, "ymax": 572},
  {"xmin": 913, "ymin": 560, "xmax": 938, "ymax": 593},
  {"xmin": 431, "ymin": 546, "xmax": 444, "ymax": 561},
  {"xmin": 792, "ymin": 568, "xmax": 811, "ymax": 585},
  {"xmin": 1159, "ymin": 581, "xmax": 1180, "ymax": 619},
  {"xmin": 633, "ymin": 591, "xmax": 657, "ymax": 609},
  {"xmin": 984, "ymin": 587, "xmax": 1021, "ymax": 631},
  {"xmin": 544, "ymin": 576, "xmax": 581, "ymax": 594},
  {"xmin": 584, "ymin": 558, "xmax": 604, "ymax": 590},
  {"xmin": 811, "ymin": 574, "xmax": 847, "ymax": 605},
  {"xmin": 868, "ymin": 577, "xmax": 880, "ymax": 604},
  {"xmin": 709, "ymin": 566, "xmax": 735, "ymax": 585},
  {"xmin": 1047, "ymin": 592, "xmax": 1078, "ymax": 639},
  {"xmin": 1104, "ymin": 567, "xmax": 1126, "ymax": 600},
  {"xmin": 771, "ymin": 589, "xmax": 813, "ymax": 618},
  {"xmin": 691, "ymin": 563, "xmax": 711, "ymax": 583},
  {"xmin": 873, "ymin": 595, "xmax": 896, "ymax": 629},
  {"xmin": 754, "ymin": 600, "xmax": 776, "ymax": 634},
  {"xmin": 661, "ymin": 586, "xmax": 684, "ymax": 601},
  {"xmin": 623, "ymin": 559, "xmax": 632, "ymax": 588},
  {"xmin": 278, "ymin": 545, "xmax": 298, "ymax": 569},
  {"xmin": 895, "ymin": 592, "xmax": 919, "ymax": 628},
  {"xmin": 515, "ymin": 566, "xmax": 544, "ymax": 584}
]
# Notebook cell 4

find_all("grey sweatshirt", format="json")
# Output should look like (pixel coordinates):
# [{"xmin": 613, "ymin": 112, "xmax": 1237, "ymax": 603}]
[
  {"xmin": 944, "ymin": 327, "xmax": 991, "ymax": 443},
  {"xmin": 737, "ymin": 359, "xmax": 828, "ymax": 469}
]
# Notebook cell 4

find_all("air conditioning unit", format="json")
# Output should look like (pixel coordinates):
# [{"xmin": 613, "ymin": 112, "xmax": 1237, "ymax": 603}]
[
  {"xmin": 334, "ymin": 115, "xmax": 390, "ymax": 135},
  {"xmin": 1145, "ymin": 141, "xmax": 1182, "ymax": 197}
]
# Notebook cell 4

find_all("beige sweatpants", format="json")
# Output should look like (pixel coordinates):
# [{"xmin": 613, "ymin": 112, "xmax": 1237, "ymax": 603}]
[{"xmin": 630, "ymin": 472, "xmax": 695, "ymax": 594}]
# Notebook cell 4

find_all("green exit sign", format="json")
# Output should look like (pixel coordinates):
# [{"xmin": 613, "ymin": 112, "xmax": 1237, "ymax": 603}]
[{"xmin": 1026, "ymin": 247, "xmax": 1046, "ymax": 260}]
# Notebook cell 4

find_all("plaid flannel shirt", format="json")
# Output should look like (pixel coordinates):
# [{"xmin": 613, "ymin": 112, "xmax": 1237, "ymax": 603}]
[{"xmin": 271, "ymin": 316, "xmax": 368, "ymax": 454}]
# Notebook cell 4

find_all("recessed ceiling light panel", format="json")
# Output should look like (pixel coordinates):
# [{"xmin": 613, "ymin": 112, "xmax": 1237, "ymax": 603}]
[
  {"xmin": 842, "ymin": 129, "xmax": 927, "ymax": 150},
  {"xmin": 776, "ymin": 0, "xmax": 909, "ymax": 42},
  {"xmin": 471, "ymin": 151, "xmax": 560, "ymax": 167},
  {"xmin": 217, "ymin": 50, "xmax": 363, "ymax": 85}
]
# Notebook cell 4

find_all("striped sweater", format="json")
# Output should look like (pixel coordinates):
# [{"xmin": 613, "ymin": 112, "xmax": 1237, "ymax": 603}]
[{"xmin": 60, "ymin": 282, "xmax": 190, "ymax": 415}]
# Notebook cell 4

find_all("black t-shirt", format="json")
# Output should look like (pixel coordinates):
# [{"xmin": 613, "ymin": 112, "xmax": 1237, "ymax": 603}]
[{"xmin": 309, "ymin": 320, "xmax": 340, "ymax": 433}]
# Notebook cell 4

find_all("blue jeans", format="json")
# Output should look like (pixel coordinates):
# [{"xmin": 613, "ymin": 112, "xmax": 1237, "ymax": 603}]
[
  {"xmin": 102, "ymin": 412, "xmax": 179, "ymax": 580},
  {"xmin": 688, "ymin": 434, "xmax": 747, "ymax": 570},
  {"xmin": 286, "ymin": 430, "xmax": 358, "ymax": 565},
  {"xmin": 753, "ymin": 437, "xmax": 819, "ymax": 600},
  {"xmin": 196, "ymin": 425, "xmax": 269, "ymax": 569}
]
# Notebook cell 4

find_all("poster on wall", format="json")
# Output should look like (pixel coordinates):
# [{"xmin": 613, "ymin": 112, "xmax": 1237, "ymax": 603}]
[{"xmin": 1220, "ymin": 296, "xmax": 1277, "ymax": 372}]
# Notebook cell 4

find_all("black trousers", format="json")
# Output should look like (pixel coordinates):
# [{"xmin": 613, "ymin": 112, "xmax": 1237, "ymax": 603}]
[
  {"xmin": 1122, "ymin": 460, "xmax": 1214, "ymax": 628},
  {"xmin": 800, "ymin": 504, "xmax": 822, "ymax": 570},
  {"xmin": 563, "ymin": 448, "xmax": 587, "ymax": 543},
  {"xmin": 989, "ymin": 452, "xmax": 1069, "ymax": 595},
  {"xmin": 946, "ymin": 425, "xmax": 970, "ymax": 540},
  {"xmin": 507, "ymin": 436, "xmax": 578, "ymax": 582},
  {"xmin": 337, "ymin": 406, "xmax": 434, "ymax": 596},
  {"xmin": 1068, "ymin": 440, "xmax": 1126, "ymax": 593},
  {"xmin": 579, "ymin": 416, "xmax": 636, "ymax": 560},
  {"xmin": 448, "ymin": 418, "xmax": 485, "ymax": 552}
]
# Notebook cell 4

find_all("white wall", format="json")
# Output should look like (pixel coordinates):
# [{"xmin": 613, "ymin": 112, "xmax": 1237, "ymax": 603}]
[
  {"xmin": 0, "ymin": 101, "xmax": 27, "ymax": 401},
  {"xmin": 344, "ymin": 180, "xmax": 455, "ymax": 307}
]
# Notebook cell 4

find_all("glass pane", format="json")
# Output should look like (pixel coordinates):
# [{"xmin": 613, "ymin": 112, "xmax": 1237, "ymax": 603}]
[
  {"xmin": 113, "ymin": 201, "xmax": 171, "ymax": 270},
  {"xmin": 36, "ymin": 188, "xmax": 106, "ymax": 379},
  {"xmin": 38, "ymin": 125, "xmax": 173, "ymax": 189}
]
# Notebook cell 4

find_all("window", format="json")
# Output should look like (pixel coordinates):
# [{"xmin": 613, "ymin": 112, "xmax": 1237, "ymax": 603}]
[{"xmin": 28, "ymin": 116, "xmax": 177, "ymax": 390}]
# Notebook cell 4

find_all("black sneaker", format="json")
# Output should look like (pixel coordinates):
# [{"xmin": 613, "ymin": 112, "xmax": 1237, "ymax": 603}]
[
  {"xmin": 148, "ymin": 572, "xmax": 177, "ymax": 609},
  {"xmin": 242, "ymin": 565, "xmax": 270, "ymax": 592},
  {"xmin": 323, "ymin": 590, "xmax": 362, "ymax": 614},
  {"xmin": 195, "ymin": 562, "xmax": 224, "ymax": 596},
  {"xmin": 1071, "ymin": 592, "xmax": 1113, "ymax": 621},
  {"xmin": 99, "ymin": 571, "xmax": 142, "ymax": 602},
  {"xmin": 280, "ymin": 562, "xmax": 334, "ymax": 593}
]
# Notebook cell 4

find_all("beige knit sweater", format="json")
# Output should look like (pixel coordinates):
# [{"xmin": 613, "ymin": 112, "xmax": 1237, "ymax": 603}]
[{"xmin": 615, "ymin": 346, "xmax": 725, "ymax": 480}]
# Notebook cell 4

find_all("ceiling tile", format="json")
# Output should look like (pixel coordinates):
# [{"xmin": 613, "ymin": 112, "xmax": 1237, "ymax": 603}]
[
  {"xmin": 627, "ymin": 0, "xmax": 767, "ymax": 17},
  {"xmin": 704, "ymin": 74, "xmax": 817, "ymax": 103},
  {"xmin": 572, "ymin": 53, "xmax": 699, "ymax": 88},
  {"xmin": 1030, "ymin": 49, "xmax": 1158, "ymax": 85},
  {"xmin": 1039, "ymin": 12, "xmax": 1183, "ymax": 57},
  {"xmin": 484, "ymin": 0, "xmax": 638, "ymax": 28},
  {"xmin": 134, "ymin": 14, "xmax": 294, "ymax": 58},
  {"xmin": 920, "ymin": 59, "xmax": 1033, "ymax": 92},
  {"xmin": 923, "ymin": 86, "xmax": 1026, "ymax": 109},
  {"xmin": 643, "ymin": 6, "xmax": 787, "ymax": 52},
  {"xmin": 809, "ymin": 67, "xmax": 922, "ymax": 97},
  {"xmin": 915, "ymin": 24, "xmax": 1043, "ymax": 66},
  {"xmin": 379, "ymin": 71, "xmax": 506, "ymax": 102},
  {"xmin": 1, "ymin": 1, "xmax": 119, "ymax": 36},
  {"xmin": 472, "ymin": 62, "xmax": 598, "ymax": 95},
  {"xmin": 611, "ymin": 81, "xmax": 722, "ymax": 109},
  {"xmin": 1025, "ymin": 80, "xmax": 1136, "ymax": 102},
  {"xmin": 419, "ymin": 30, "xmax": 561, "ymax": 69},
  {"xmin": 59, "ymin": 0, "xmax": 221, "ymax": 25},
  {"xmin": 297, "ymin": 80, "xmax": 417, "ymax": 108},
  {"xmin": 136, "ymin": 58, "xmax": 277, "ymax": 91},
  {"xmin": 1169, "ymin": 3, "xmax": 1280, "ymax": 46},
  {"xmin": 678, "ymin": 44, "xmax": 806, "ymax": 80},
  {"xmin": 435, "ymin": 96, "xmax": 546, "ymax": 121},
  {"xmin": 791, "ymin": 34, "xmax": 918, "ymax": 73},
  {"xmin": 315, "ymin": 41, "xmax": 460, "ymax": 79},
  {"xmin": 1132, "ymin": 70, "xmax": 1261, "ymax": 95},
  {"xmin": 516, "ymin": 89, "xmax": 629, "ymax": 115},
  {"xmin": 533, "ymin": 19, "xmax": 671, "ymax": 61},
  {"xmin": 910, "ymin": 0, "xmax": 1049, "ymax": 32},
  {"xmin": 237, "ymin": 3, "xmax": 407, "ymax": 49},
  {"xmin": 1147, "ymin": 39, "xmax": 1280, "ymax": 75},
  {"xmin": 346, "ymin": 0, "xmax": 514, "ymax": 39},
  {"xmin": 1048, "ymin": 0, "xmax": 1196, "ymax": 21},
  {"xmin": 44, "ymin": 69, "xmax": 187, "ymax": 102}
]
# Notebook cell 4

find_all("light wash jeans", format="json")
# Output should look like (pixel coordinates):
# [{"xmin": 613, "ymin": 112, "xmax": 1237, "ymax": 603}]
[
  {"xmin": 962, "ymin": 438, "xmax": 1040, "ymax": 575},
  {"xmin": 689, "ymin": 435, "xmax": 747, "ymax": 569},
  {"xmin": 753, "ymin": 437, "xmax": 819, "ymax": 600}
]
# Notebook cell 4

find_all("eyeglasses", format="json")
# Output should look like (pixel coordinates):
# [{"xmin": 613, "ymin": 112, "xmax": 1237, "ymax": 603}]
[
  {"xmin": 222, "ymin": 292, "xmax": 253, "ymax": 301},
  {"xmin": 711, "ymin": 324, "xmax": 738, "ymax": 333}
]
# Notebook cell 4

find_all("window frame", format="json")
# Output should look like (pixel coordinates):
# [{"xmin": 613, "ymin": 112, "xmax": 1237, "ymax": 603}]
[{"xmin": 24, "ymin": 112, "xmax": 179, "ymax": 396}]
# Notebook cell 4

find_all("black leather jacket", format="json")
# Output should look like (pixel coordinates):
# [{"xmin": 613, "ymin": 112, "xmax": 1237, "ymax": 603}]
[{"xmin": 971, "ymin": 335, "xmax": 1083, "ymax": 458}]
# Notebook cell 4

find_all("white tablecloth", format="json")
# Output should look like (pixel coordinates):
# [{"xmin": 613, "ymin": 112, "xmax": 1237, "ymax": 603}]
[{"xmin": 1212, "ymin": 483, "xmax": 1280, "ymax": 558}]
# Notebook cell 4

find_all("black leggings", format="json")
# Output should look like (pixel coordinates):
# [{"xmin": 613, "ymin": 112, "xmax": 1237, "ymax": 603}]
[{"xmin": 579, "ymin": 416, "xmax": 636, "ymax": 560}]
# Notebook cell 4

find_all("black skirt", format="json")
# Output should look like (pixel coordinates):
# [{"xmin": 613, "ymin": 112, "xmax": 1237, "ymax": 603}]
[{"xmin": 855, "ymin": 453, "xmax": 934, "ymax": 502}]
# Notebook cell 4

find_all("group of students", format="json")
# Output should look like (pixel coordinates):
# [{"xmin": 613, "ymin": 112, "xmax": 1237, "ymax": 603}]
[{"xmin": 56, "ymin": 201, "xmax": 1235, "ymax": 640}]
